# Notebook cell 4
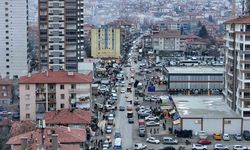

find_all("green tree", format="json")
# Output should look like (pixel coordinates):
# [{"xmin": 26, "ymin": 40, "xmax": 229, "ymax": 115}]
[{"xmin": 198, "ymin": 25, "xmax": 209, "ymax": 38}]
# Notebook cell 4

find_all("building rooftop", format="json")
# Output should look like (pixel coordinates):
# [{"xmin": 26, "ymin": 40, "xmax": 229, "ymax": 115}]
[
  {"xmin": 152, "ymin": 30, "xmax": 180, "ymax": 38},
  {"xmin": 19, "ymin": 71, "xmax": 93, "ymax": 84},
  {"xmin": 9, "ymin": 120, "xmax": 36, "ymax": 137},
  {"xmin": 224, "ymin": 16, "xmax": 250, "ymax": 24},
  {"xmin": 165, "ymin": 66, "xmax": 224, "ymax": 74},
  {"xmin": 7, "ymin": 126, "xmax": 86, "ymax": 149},
  {"xmin": 173, "ymin": 96, "xmax": 239, "ymax": 118},
  {"xmin": 44, "ymin": 109, "xmax": 91, "ymax": 126},
  {"xmin": 0, "ymin": 78, "xmax": 12, "ymax": 85}
]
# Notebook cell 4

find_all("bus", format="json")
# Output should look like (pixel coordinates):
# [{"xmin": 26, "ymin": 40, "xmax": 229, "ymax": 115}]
[{"xmin": 113, "ymin": 138, "xmax": 122, "ymax": 150}]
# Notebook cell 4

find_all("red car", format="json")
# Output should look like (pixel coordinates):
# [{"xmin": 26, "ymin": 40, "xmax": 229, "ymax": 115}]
[{"xmin": 197, "ymin": 139, "xmax": 211, "ymax": 145}]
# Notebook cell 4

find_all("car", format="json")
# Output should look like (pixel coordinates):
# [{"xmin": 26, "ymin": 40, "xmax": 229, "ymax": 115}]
[
  {"xmin": 198, "ymin": 131, "xmax": 208, "ymax": 139},
  {"xmin": 119, "ymin": 106, "xmax": 125, "ymax": 111},
  {"xmin": 114, "ymin": 130, "xmax": 121, "ymax": 138},
  {"xmin": 146, "ymin": 121, "xmax": 160, "ymax": 126},
  {"xmin": 162, "ymin": 137, "xmax": 178, "ymax": 144},
  {"xmin": 222, "ymin": 134, "xmax": 230, "ymax": 141},
  {"xmin": 243, "ymin": 130, "xmax": 250, "ymax": 141},
  {"xmin": 139, "ymin": 128, "xmax": 145, "ymax": 137},
  {"xmin": 214, "ymin": 143, "xmax": 229, "ymax": 150},
  {"xmin": 145, "ymin": 115, "xmax": 159, "ymax": 121},
  {"xmin": 102, "ymin": 140, "xmax": 110, "ymax": 148},
  {"xmin": 134, "ymin": 143, "xmax": 147, "ymax": 150},
  {"xmin": 159, "ymin": 146, "xmax": 176, "ymax": 150},
  {"xmin": 146, "ymin": 137, "xmax": 160, "ymax": 144},
  {"xmin": 213, "ymin": 133, "xmax": 222, "ymax": 140},
  {"xmin": 192, "ymin": 144, "xmax": 207, "ymax": 150},
  {"xmin": 197, "ymin": 139, "xmax": 211, "ymax": 145},
  {"xmin": 234, "ymin": 134, "xmax": 242, "ymax": 141},
  {"xmin": 233, "ymin": 145, "xmax": 248, "ymax": 150},
  {"xmin": 106, "ymin": 126, "xmax": 112, "ymax": 134},
  {"xmin": 128, "ymin": 118, "xmax": 134, "ymax": 124},
  {"xmin": 105, "ymin": 135, "xmax": 112, "ymax": 145},
  {"xmin": 120, "ymin": 90, "xmax": 125, "ymax": 93},
  {"xmin": 108, "ymin": 114, "xmax": 114, "ymax": 120},
  {"xmin": 126, "ymin": 99, "xmax": 132, "ymax": 103}
]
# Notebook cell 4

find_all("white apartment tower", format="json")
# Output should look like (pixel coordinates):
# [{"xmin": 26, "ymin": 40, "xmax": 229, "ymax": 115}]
[
  {"xmin": 224, "ymin": 16, "xmax": 250, "ymax": 119},
  {"xmin": 38, "ymin": 0, "xmax": 84, "ymax": 72},
  {"xmin": 0, "ymin": 0, "xmax": 28, "ymax": 78}
]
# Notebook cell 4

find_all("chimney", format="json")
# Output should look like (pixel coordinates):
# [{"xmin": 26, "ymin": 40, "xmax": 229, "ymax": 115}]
[
  {"xmin": 28, "ymin": 73, "xmax": 31, "ymax": 78},
  {"xmin": 20, "ymin": 137, "xmax": 28, "ymax": 150},
  {"xmin": 52, "ymin": 134, "xmax": 59, "ymax": 150},
  {"xmin": 46, "ymin": 71, "xmax": 49, "ymax": 77}
]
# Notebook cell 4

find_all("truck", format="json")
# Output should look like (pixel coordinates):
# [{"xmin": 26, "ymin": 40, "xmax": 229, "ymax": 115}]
[{"xmin": 127, "ymin": 105, "xmax": 133, "ymax": 118}]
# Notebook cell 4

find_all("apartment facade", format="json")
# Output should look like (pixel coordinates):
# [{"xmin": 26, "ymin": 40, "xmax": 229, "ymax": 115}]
[
  {"xmin": 0, "ymin": 78, "xmax": 12, "ymax": 105},
  {"xmin": 38, "ymin": 0, "xmax": 84, "ymax": 72},
  {"xmin": 91, "ymin": 28, "xmax": 121, "ymax": 59},
  {"xmin": 224, "ymin": 16, "xmax": 250, "ymax": 119},
  {"xmin": 152, "ymin": 30, "xmax": 181, "ymax": 55},
  {"xmin": 0, "ymin": 0, "xmax": 28, "ymax": 78},
  {"xmin": 19, "ymin": 71, "xmax": 92, "ymax": 120}
]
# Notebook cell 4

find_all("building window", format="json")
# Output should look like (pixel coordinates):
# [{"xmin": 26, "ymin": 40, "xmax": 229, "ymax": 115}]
[
  {"xmin": 224, "ymin": 119, "xmax": 231, "ymax": 124},
  {"xmin": 25, "ymin": 94, "xmax": 30, "ymax": 100},
  {"xmin": 6, "ymin": 31, "xmax": 9, "ymax": 34},
  {"xmin": 26, "ymin": 113, "xmax": 30, "ymax": 119},
  {"xmin": 2, "ymin": 92, "xmax": 7, "ymax": 97},
  {"xmin": 25, "ymin": 104, "xmax": 30, "ymax": 110},
  {"xmin": 6, "ymin": 42, "xmax": 9, "ymax": 45},
  {"xmin": 5, "ymin": 2, "xmax": 8, "ymax": 5},
  {"xmin": 6, "ymin": 72, "xmax": 9, "ymax": 75},
  {"xmin": 60, "ymin": 103, "xmax": 65, "ymax": 108},
  {"xmin": 5, "ymin": 8, "xmax": 8, "ymax": 11},
  {"xmin": 60, "ymin": 94, "xmax": 65, "ymax": 99},
  {"xmin": 6, "ymin": 53, "xmax": 9, "ymax": 56},
  {"xmin": 25, "ymin": 84, "xmax": 30, "ymax": 90},
  {"xmin": 60, "ymin": 84, "xmax": 64, "ymax": 89},
  {"xmin": 6, "ymin": 48, "xmax": 9, "ymax": 51},
  {"xmin": 71, "ymin": 84, "xmax": 76, "ymax": 89},
  {"xmin": 243, "ymin": 111, "xmax": 250, "ymax": 117},
  {"xmin": 6, "ymin": 65, "xmax": 9, "ymax": 68},
  {"xmin": 2, "ymin": 86, "xmax": 6, "ymax": 90}
]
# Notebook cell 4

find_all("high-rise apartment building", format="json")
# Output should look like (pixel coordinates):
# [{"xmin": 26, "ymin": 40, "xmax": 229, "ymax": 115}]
[
  {"xmin": 91, "ymin": 27, "xmax": 121, "ymax": 59},
  {"xmin": 38, "ymin": 0, "xmax": 84, "ymax": 72},
  {"xmin": 0, "ymin": 0, "xmax": 28, "ymax": 78},
  {"xmin": 224, "ymin": 16, "xmax": 250, "ymax": 119}
]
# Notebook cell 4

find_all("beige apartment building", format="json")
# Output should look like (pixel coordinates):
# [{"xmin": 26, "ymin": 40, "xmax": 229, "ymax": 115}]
[{"xmin": 19, "ymin": 71, "xmax": 92, "ymax": 120}]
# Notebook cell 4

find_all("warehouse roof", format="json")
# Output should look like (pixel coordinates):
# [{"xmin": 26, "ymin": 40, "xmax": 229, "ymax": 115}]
[
  {"xmin": 165, "ymin": 66, "xmax": 224, "ymax": 74},
  {"xmin": 173, "ymin": 96, "xmax": 239, "ymax": 118}
]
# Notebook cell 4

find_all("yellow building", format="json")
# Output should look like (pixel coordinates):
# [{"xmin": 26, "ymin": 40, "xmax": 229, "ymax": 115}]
[{"xmin": 91, "ymin": 28, "xmax": 121, "ymax": 59}]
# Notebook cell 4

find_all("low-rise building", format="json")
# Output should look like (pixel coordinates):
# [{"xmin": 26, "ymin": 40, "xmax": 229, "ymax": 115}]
[
  {"xmin": 7, "ymin": 126, "xmax": 87, "ymax": 150},
  {"xmin": 152, "ymin": 30, "xmax": 181, "ymax": 56},
  {"xmin": 44, "ymin": 109, "xmax": 91, "ymax": 128},
  {"xmin": 19, "ymin": 71, "xmax": 93, "ymax": 120},
  {"xmin": 0, "ymin": 78, "xmax": 12, "ymax": 105},
  {"xmin": 164, "ymin": 67, "xmax": 224, "ymax": 95}
]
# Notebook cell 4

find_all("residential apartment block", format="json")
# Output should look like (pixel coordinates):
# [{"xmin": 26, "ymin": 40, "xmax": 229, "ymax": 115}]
[
  {"xmin": 0, "ymin": 0, "xmax": 28, "ymax": 78},
  {"xmin": 0, "ymin": 78, "xmax": 12, "ymax": 106},
  {"xmin": 38, "ymin": 0, "xmax": 84, "ymax": 72},
  {"xmin": 152, "ymin": 30, "xmax": 181, "ymax": 56},
  {"xmin": 224, "ymin": 16, "xmax": 250, "ymax": 119},
  {"xmin": 19, "ymin": 71, "xmax": 92, "ymax": 120},
  {"xmin": 91, "ymin": 27, "xmax": 121, "ymax": 59}
]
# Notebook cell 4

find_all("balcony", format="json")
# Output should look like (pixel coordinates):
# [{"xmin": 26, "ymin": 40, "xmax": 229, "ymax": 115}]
[
  {"xmin": 68, "ymin": 88, "xmax": 90, "ymax": 94},
  {"xmin": 48, "ymin": 88, "xmax": 56, "ymax": 93}
]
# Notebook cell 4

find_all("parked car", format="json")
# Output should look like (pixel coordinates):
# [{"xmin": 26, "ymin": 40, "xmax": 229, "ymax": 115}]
[
  {"xmin": 134, "ymin": 143, "xmax": 147, "ymax": 150},
  {"xmin": 159, "ymin": 146, "xmax": 176, "ymax": 150},
  {"xmin": 139, "ymin": 128, "xmax": 145, "ymax": 137},
  {"xmin": 128, "ymin": 118, "xmax": 134, "ymax": 124},
  {"xmin": 213, "ymin": 133, "xmax": 222, "ymax": 140},
  {"xmin": 214, "ymin": 143, "xmax": 229, "ymax": 150},
  {"xmin": 192, "ymin": 144, "xmax": 207, "ymax": 150},
  {"xmin": 243, "ymin": 130, "xmax": 250, "ymax": 141},
  {"xmin": 223, "ymin": 134, "xmax": 230, "ymax": 141},
  {"xmin": 233, "ymin": 145, "xmax": 248, "ymax": 150},
  {"xmin": 114, "ymin": 130, "xmax": 121, "ymax": 138},
  {"xmin": 234, "ymin": 134, "xmax": 242, "ymax": 141},
  {"xmin": 145, "ymin": 115, "xmax": 159, "ymax": 121},
  {"xmin": 198, "ymin": 131, "xmax": 208, "ymax": 139},
  {"xmin": 146, "ymin": 137, "xmax": 160, "ymax": 144},
  {"xmin": 197, "ymin": 139, "xmax": 211, "ymax": 145},
  {"xmin": 162, "ymin": 137, "xmax": 178, "ymax": 144},
  {"xmin": 119, "ymin": 106, "xmax": 125, "ymax": 111},
  {"xmin": 106, "ymin": 126, "xmax": 112, "ymax": 134}
]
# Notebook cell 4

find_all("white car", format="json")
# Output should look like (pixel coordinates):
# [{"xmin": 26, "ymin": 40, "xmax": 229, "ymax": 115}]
[
  {"xmin": 145, "ymin": 115, "xmax": 159, "ymax": 121},
  {"xmin": 223, "ymin": 134, "xmax": 230, "ymax": 141},
  {"xmin": 192, "ymin": 144, "xmax": 207, "ymax": 150},
  {"xmin": 134, "ymin": 143, "xmax": 147, "ymax": 150},
  {"xmin": 120, "ymin": 90, "xmax": 125, "ymax": 93},
  {"xmin": 198, "ymin": 131, "xmax": 208, "ymax": 139},
  {"xmin": 146, "ymin": 137, "xmax": 160, "ymax": 144},
  {"xmin": 214, "ymin": 144, "xmax": 229, "ymax": 150},
  {"xmin": 233, "ymin": 145, "xmax": 248, "ymax": 150}
]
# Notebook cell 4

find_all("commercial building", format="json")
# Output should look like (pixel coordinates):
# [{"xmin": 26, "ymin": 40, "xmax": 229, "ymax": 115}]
[
  {"xmin": 152, "ymin": 30, "xmax": 181, "ymax": 56},
  {"xmin": 164, "ymin": 67, "xmax": 224, "ymax": 95},
  {"xmin": 91, "ymin": 27, "xmax": 121, "ymax": 59},
  {"xmin": 0, "ymin": 78, "xmax": 12, "ymax": 106},
  {"xmin": 38, "ymin": 0, "xmax": 84, "ymax": 71},
  {"xmin": 19, "ymin": 71, "xmax": 92, "ymax": 120},
  {"xmin": 224, "ymin": 16, "xmax": 250, "ymax": 119},
  {"xmin": 0, "ymin": 0, "xmax": 28, "ymax": 78}
]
